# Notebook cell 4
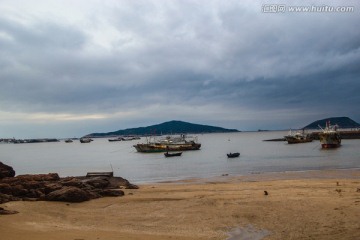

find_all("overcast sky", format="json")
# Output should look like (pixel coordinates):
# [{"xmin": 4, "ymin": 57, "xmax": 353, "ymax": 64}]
[{"xmin": 0, "ymin": 0, "xmax": 359, "ymax": 138}]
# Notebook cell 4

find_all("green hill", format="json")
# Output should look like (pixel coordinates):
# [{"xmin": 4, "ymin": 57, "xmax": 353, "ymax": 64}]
[
  {"xmin": 303, "ymin": 117, "xmax": 360, "ymax": 130},
  {"xmin": 86, "ymin": 120, "xmax": 239, "ymax": 137}
]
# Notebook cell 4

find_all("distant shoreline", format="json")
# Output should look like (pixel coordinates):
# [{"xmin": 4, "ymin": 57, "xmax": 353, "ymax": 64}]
[{"xmin": 3, "ymin": 128, "xmax": 360, "ymax": 142}]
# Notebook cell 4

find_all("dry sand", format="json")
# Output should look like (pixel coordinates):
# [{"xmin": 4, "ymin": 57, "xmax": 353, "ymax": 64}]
[{"xmin": 1, "ymin": 169, "xmax": 360, "ymax": 240}]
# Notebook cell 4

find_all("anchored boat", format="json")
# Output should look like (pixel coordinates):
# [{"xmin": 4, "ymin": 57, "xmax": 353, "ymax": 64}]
[
  {"xmin": 284, "ymin": 130, "xmax": 313, "ymax": 144},
  {"xmin": 80, "ymin": 138, "xmax": 93, "ymax": 143},
  {"xmin": 164, "ymin": 152, "xmax": 183, "ymax": 157},
  {"xmin": 227, "ymin": 152, "xmax": 240, "ymax": 158},
  {"xmin": 133, "ymin": 134, "xmax": 201, "ymax": 153},
  {"xmin": 319, "ymin": 121, "xmax": 341, "ymax": 149}
]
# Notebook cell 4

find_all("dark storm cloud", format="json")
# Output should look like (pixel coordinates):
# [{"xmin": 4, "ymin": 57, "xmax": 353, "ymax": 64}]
[{"xmin": 0, "ymin": 0, "xmax": 359, "ymax": 137}]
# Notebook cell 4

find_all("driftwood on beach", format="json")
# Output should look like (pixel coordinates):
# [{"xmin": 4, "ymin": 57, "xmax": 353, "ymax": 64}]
[{"xmin": 0, "ymin": 161, "xmax": 138, "ymax": 208}]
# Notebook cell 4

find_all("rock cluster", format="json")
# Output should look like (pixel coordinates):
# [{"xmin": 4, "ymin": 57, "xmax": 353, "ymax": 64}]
[{"xmin": 0, "ymin": 162, "xmax": 138, "ymax": 205}]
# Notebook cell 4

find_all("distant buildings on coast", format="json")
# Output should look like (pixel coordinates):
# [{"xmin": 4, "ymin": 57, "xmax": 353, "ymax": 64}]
[{"xmin": 0, "ymin": 138, "xmax": 60, "ymax": 144}]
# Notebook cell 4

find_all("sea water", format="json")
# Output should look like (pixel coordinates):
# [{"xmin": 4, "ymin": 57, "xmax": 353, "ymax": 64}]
[{"xmin": 1, "ymin": 131, "xmax": 359, "ymax": 183}]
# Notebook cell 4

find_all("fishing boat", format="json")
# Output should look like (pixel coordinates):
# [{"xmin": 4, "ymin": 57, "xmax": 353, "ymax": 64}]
[
  {"xmin": 108, "ymin": 137, "xmax": 122, "ymax": 142},
  {"xmin": 164, "ymin": 152, "xmax": 182, "ymax": 157},
  {"xmin": 227, "ymin": 152, "xmax": 240, "ymax": 158},
  {"xmin": 80, "ymin": 138, "xmax": 92, "ymax": 143},
  {"xmin": 284, "ymin": 130, "xmax": 313, "ymax": 144},
  {"xmin": 319, "ymin": 121, "xmax": 341, "ymax": 149},
  {"xmin": 121, "ymin": 136, "xmax": 136, "ymax": 141},
  {"xmin": 133, "ymin": 134, "xmax": 201, "ymax": 153},
  {"xmin": 108, "ymin": 136, "xmax": 140, "ymax": 142}
]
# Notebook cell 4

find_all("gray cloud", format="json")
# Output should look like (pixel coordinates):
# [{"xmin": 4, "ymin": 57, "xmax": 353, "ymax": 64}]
[{"xmin": 0, "ymin": 0, "xmax": 359, "ymax": 137}]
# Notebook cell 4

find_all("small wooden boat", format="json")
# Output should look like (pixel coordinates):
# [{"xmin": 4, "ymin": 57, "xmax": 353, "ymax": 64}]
[
  {"xmin": 164, "ymin": 152, "xmax": 182, "ymax": 157},
  {"xmin": 227, "ymin": 152, "xmax": 240, "ymax": 158},
  {"xmin": 108, "ymin": 138, "xmax": 122, "ymax": 142}
]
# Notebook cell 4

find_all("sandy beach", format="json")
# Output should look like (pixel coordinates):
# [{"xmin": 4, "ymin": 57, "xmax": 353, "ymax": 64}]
[{"xmin": 1, "ymin": 169, "xmax": 359, "ymax": 240}]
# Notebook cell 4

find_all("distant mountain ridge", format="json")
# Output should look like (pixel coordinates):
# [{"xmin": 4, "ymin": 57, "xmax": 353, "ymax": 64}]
[
  {"xmin": 86, "ymin": 120, "xmax": 239, "ymax": 137},
  {"xmin": 303, "ymin": 117, "xmax": 360, "ymax": 129}
]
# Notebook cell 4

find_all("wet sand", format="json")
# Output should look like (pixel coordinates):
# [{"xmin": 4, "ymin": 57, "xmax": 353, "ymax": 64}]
[{"xmin": 1, "ymin": 169, "xmax": 360, "ymax": 240}]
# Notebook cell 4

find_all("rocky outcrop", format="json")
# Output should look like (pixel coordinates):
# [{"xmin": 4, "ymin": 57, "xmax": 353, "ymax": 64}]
[
  {"xmin": 0, "ymin": 164, "xmax": 138, "ymax": 204},
  {"xmin": 0, "ymin": 162, "xmax": 15, "ymax": 179},
  {"xmin": 44, "ymin": 186, "xmax": 96, "ymax": 202}
]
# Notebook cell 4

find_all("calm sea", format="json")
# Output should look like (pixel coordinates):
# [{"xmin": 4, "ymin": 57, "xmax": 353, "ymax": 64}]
[{"xmin": 1, "ymin": 131, "xmax": 359, "ymax": 183}]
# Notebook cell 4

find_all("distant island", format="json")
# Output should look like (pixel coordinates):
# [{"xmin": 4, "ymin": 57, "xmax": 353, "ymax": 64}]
[
  {"xmin": 85, "ymin": 120, "xmax": 239, "ymax": 137},
  {"xmin": 303, "ymin": 117, "xmax": 360, "ymax": 130}
]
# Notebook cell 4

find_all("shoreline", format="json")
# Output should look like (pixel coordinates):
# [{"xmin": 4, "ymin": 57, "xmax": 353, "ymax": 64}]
[
  {"xmin": 1, "ymin": 169, "xmax": 360, "ymax": 240},
  {"xmin": 139, "ymin": 167, "xmax": 360, "ymax": 185}
]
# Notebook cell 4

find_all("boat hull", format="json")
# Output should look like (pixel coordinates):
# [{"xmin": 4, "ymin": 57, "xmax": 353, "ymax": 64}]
[{"xmin": 321, "ymin": 143, "xmax": 341, "ymax": 149}]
